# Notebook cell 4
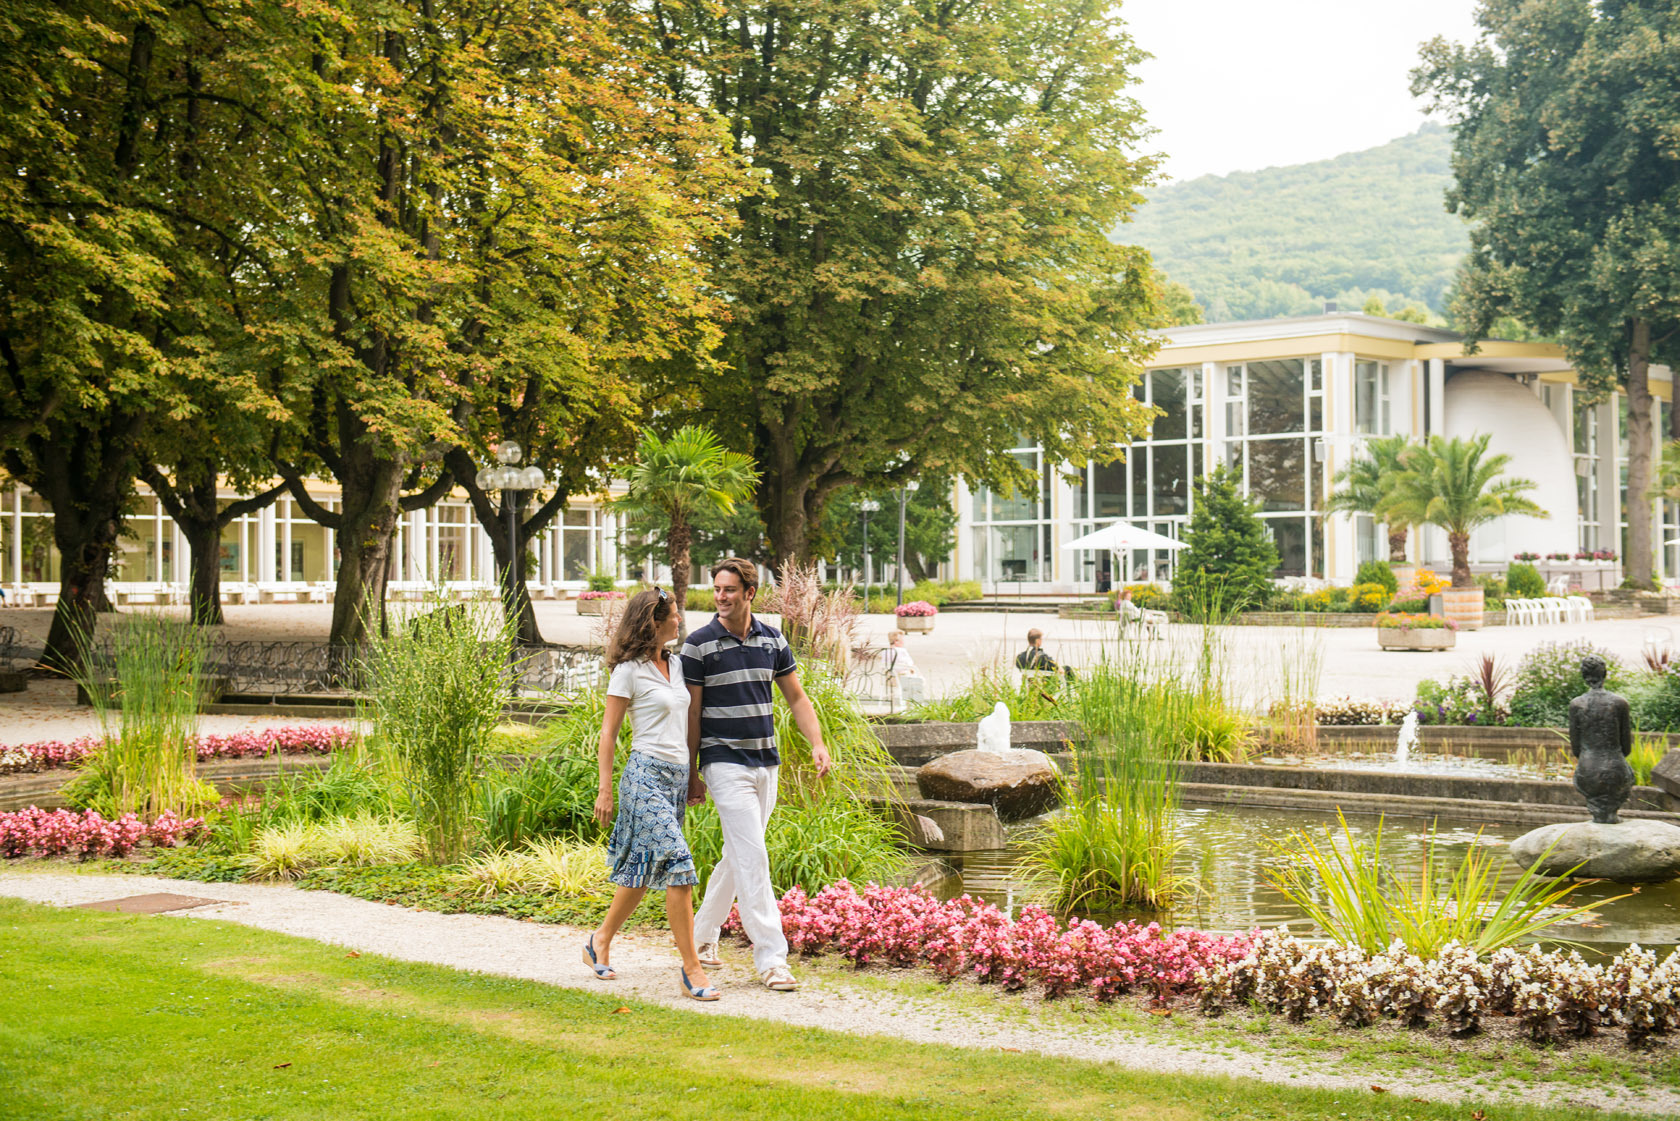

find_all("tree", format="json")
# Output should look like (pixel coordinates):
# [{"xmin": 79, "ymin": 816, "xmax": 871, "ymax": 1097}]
[
  {"xmin": 1414, "ymin": 0, "xmax": 1680, "ymax": 586},
  {"xmin": 1173, "ymin": 466, "xmax": 1279, "ymax": 614},
  {"xmin": 824, "ymin": 481, "xmax": 958, "ymax": 586},
  {"xmin": 1325, "ymin": 435, "xmax": 1415, "ymax": 563},
  {"xmin": 612, "ymin": 427, "xmax": 759, "ymax": 635},
  {"xmin": 649, "ymin": 0, "xmax": 1160, "ymax": 562},
  {"xmin": 1387, "ymin": 434, "xmax": 1546, "ymax": 589},
  {"xmin": 267, "ymin": 0, "xmax": 741, "ymax": 649},
  {"xmin": 0, "ymin": 0, "xmax": 298, "ymax": 668}
]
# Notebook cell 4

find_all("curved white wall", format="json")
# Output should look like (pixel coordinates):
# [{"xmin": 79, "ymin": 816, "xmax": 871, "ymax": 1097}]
[{"xmin": 1441, "ymin": 369, "xmax": 1577, "ymax": 562}]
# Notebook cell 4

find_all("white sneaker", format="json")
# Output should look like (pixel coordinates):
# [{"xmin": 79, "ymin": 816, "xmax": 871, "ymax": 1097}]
[
  {"xmin": 761, "ymin": 965, "xmax": 798, "ymax": 991},
  {"xmin": 696, "ymin": 941, "xmax": 723, "ymax": 967}
]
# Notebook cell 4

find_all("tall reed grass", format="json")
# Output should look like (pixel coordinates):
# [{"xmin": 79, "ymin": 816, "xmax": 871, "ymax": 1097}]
[
  {"xmin": 907, "ymin": 666, "xmax": 1070, "ymax": 723},
  {"xmin": 1265, "ymin": 812, "xmax": 1621, "ymax": 956},
  {"xmin": 361, "ymin": 599, "xmax": 513, "ymax": 864},
  {"xmin": 68, "ymin": 614, "xmax": 216, "ymax": 817}
]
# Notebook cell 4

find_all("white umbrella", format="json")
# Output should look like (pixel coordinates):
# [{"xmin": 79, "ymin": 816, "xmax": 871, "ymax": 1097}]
[{"xmin": 1062, "ymin": 520, "xmax": 1186, "ymax": 553}]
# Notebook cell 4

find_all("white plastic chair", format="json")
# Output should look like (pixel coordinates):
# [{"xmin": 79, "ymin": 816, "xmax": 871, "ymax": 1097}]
[
  {"xmin": 1547, "ymin": 575, "xmax": 1572, "ymax": 596},
  {"xmin": 1505, "ymin": 598, "xmax": 1532, "ymax": 626},
  {"xmin": 1566, "ymin": 595, "xmax": 1594, "ymax": 624}
]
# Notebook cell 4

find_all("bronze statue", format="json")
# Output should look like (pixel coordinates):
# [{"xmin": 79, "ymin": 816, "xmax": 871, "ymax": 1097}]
[{"xmin": 1569, "ymin": 654, "xmax": 1635, "ymax": 824}]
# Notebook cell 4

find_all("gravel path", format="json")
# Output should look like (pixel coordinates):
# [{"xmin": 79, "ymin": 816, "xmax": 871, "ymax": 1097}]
[{"xmin": 3, "ymin": 869, "xmax": 1673, "ymax": 1116}]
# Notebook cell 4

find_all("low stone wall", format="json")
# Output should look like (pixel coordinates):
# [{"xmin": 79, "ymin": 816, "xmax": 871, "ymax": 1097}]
[
  {"xmin": 871, "ymin": 720, "xmax": 1079, "ymax": 766},
  {"xmin": 0, "ymin": 755, "xmax": 334, "ymax": 813},
  {"xmin": 1258, "ymin": 724, "xmax": 1680, "ymax": 758}
]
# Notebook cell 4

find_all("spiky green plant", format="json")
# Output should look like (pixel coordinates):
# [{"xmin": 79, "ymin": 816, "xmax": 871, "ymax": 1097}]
[{"xmin": 1386, "ymin": 434, "xmax": 1546, "ymax": 587}]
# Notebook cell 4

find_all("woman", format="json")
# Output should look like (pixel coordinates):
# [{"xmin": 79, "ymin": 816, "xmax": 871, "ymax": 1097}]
[{"xmin": 582, "ymin": 587, "xmax": 718, "ymax": 1000}]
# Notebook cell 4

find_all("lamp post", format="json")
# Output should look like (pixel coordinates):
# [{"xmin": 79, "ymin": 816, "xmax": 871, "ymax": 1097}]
[
  {"xmin": 895, "ymin": 480, "xmax": 919, "ymax": 608},
  {"xmin": 474, "ymin": 440, "xmax": 547, "ymax": 649},
  {"xmin": 858, "ymin": 498, "xmax": 880, "ymax": 592}
]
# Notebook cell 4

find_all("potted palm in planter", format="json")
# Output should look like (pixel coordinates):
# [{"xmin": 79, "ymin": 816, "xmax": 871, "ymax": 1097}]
[
  {"xmin": 895, "ymin": 600, "xmax": 938, "ymax": 633},
  {"xmin": 1326, "ymin": 433, "xmax": 1416, "ymax": 586},
  {"xmin": 1386, "ymin": 434, "xmax": 1546, "ymax": 631},
  {"xmin": 1375, "ymin": 611, "xmax": 1457, "ymax": 651}
]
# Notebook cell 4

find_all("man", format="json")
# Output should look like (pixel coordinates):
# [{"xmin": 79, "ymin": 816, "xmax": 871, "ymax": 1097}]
[
  {"xmin": 683, "ymin": 557, "xmax": 830, "ymax": 991},
  {"xmin": 1015, "ymin": 628, "xmax": 1068, "ymax": 676}
]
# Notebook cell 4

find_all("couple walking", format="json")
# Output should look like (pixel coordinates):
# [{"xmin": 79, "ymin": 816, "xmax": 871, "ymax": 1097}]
[{"xmin": 582, "ymin": 557, "xmax": 830, "ymax": 999}]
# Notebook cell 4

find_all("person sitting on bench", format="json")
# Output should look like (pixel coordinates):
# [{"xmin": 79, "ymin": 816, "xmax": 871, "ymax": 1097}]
[{"xmin": 1015, "ymin": 629, "xmax": 1072, "ymax": 678}]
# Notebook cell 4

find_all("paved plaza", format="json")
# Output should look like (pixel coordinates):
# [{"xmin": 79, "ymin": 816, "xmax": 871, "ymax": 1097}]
[{"xmin": 3, "ymin": 601, "xmax": 1674, "ymax": 742}]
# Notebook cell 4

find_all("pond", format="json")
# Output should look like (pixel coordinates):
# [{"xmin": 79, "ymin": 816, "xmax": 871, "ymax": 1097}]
[
  {"xmin": 1257, "ymin": 750, "xmax": 1575, "ymax": 782},
  {"xmin": 918, "ymin": 803, "xmax": 1680, "ymax": 956}
]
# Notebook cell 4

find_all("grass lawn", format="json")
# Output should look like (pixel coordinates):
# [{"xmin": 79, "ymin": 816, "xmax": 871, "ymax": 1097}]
[{"xmin": 0, "ymin": 897, "xmax": 1654, "ymax": 1121}]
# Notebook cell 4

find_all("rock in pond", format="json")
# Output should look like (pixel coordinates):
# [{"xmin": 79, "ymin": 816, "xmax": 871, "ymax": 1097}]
[
  {"xmin": 1508, "ymin": 819, "xmax": 1680, "ymax": 883},
  {"xmin": 915, "ymin": 748, "xmax": 1061, "ymax": 821}
]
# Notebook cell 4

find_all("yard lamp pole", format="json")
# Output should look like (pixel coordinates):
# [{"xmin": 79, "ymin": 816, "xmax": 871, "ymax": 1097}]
[
  {"xmin": 475, "ymin": 441, "xmax": 546, "ymax": 692},
  {"xmin": 895, "ymin": 480, "xmax": 919, "ymax": 609},
  {"xmin": 859, "ymin": 498, "xmax": 880, "ymax": 593}
]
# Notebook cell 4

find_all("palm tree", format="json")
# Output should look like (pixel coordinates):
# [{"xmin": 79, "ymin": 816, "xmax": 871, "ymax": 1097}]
[
  {"xmin": 1325, "ymin": 434, "xmax": 1413, "ymax": 563},
  {"xmin": 1387, "ymin": 434, "xmax": 1547, "ymax": 588},
  {"xmin": 613, "ymin": 426, "xmax": 759, "ymax": 637}
]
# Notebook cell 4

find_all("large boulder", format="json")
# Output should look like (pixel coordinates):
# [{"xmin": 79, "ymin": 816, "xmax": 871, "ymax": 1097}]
[
  {"xmin": 915, "ymin": 748, "xmax": 1061, "ymax": 822},
  {"xmin": 1508, "ymin": 819, "xmax": 1680, "ymax": 883},
  {"xmin": 1651, "ymin": 748, "xmax": 1680, "ymax": 801}
]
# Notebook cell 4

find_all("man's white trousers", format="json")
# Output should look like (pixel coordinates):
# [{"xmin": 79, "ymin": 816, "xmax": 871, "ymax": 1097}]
[{"xmin": 694, "ymin": 762, "xmax": 788, "ymax": 974}]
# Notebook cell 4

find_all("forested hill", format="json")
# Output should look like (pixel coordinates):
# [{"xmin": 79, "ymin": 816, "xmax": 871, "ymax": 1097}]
[{"xmin": 1124, "ymin": 124, "xmax": 1469, "ymax": 323}]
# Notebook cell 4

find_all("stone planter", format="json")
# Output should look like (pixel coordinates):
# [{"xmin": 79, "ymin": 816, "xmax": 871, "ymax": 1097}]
[
  {"xmin": 576, "ymin": 597, "xmax": 622, "ymax": 616},
  {"xmin": 1440, "ymin": 586, "xmax": 1485, "ymax": 631},
  {"xmin": 1377, "ymin": 627, "xmax": 1455, "ymax": 651},
  {"xmin": 896, "ymin": 614, "xmax": 936, "ymax": 633}
]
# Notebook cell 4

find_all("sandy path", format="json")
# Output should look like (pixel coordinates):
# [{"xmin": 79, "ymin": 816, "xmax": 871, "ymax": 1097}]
[{"xmin": 1, "ymin": 869, "xmax": 1670, "ymax": 1116}]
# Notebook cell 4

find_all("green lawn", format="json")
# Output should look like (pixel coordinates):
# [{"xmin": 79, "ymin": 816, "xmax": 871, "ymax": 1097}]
[{"xmin": 0, "ymin": 897, "xmax": 1655, "ymax": 1121}]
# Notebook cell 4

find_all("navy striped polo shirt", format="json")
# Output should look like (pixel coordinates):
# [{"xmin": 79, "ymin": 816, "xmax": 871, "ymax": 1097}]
[{"xmin": 680, "ymin": 614, "xmax": 797, "ymax": 768}]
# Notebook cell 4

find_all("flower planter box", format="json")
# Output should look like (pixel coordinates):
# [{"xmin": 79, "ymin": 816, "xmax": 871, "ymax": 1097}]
[
  {"xmin": 577, "ymin": 597, "xmax": 622, "ymax": 616},
  {"xmin": 897, "ymin": 614, "xmax": 935, "ymax": 633},
  {"xmin": 1377, "ymin": 628, "xmax": 1456, "ymax": 651},
  {"xmin": 1440, "ymin": 587, "xmax": 1484, "ymax": 631}
]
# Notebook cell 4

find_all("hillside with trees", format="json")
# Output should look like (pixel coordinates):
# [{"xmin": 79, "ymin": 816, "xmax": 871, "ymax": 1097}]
[{"xmin": 1127, "ymin": 124, "xmax": 1469, "ymax": 323}]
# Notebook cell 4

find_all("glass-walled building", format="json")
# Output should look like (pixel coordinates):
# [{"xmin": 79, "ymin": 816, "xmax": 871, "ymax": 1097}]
[{"xmin": 953, "ymin": 313, "xmax": 1678, "ymax": 592}]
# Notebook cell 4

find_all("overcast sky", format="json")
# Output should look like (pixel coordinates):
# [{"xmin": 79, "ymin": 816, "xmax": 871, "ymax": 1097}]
[{"xmin": 1124, "ymin": 0, "xmax": 1484, "ymax": 182}]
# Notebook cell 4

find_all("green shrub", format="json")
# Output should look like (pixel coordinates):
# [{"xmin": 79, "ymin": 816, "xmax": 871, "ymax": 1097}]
[
  {"xmin": 1354, "ymin": 560, "xmax": 1398, "ymax": 595},
  {"xmin": 1116, "ymin": 583, "xmax": 1170, "ymax": 611},
  {"xmin": 586, "ymin": 570, "xmax": 617, "ymax": 592},
  {"xmin": 1506, "ymin": 562, "xmax": 1546, "ymax": 598},
  {"xmin": 1390, "ymin": 595, "xmax": 1429, "ymax": 613},
  {"xmin": 1476, "ymin": 573, "xmax": 1508, "ymax": 610},
  {"xmin": 1347, "ymin": 582, "xmax": 1390, "ymax": 613},
  {"xmin": 1507, "ymin": 640, "xmax": 1624, "ymax": 728},
  {"xmin": 1414, "ymin": 676, "xmax": 1504, "ymax": 725},
  {"xmin": 1172, "ymin": 465, "xmax": 1279, "ymax": 615},
  {"xmin": 686, "ymin": 587, "xmax": 715, "ymax": 612},
  {"xmin": 1627, "ymin": 670, "xmax": 1680, "ymax": 733}
]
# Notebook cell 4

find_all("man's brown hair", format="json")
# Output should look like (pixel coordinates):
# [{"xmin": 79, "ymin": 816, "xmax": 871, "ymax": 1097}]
[
  {"xmin": 1026, "ymin": 628, "xmax": 1044, "ymax": 644},
  {"xmin": 711, "ymin": 556, "xmax": 759, "ymax": 595}
]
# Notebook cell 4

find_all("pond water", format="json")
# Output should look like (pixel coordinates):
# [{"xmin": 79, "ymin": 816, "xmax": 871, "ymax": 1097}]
[
  {"xmin": 1258, "ymin": 751, "xmax": 1575, "ymax": 782},
  {"xmin": 919, "ymin": 803, "xmax": 1680, "ymax": 956}
]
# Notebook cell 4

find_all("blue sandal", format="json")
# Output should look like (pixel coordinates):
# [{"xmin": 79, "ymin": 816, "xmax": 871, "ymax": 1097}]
[
  {"xmin": 680, "ymin": 967, "xmax": 720, "ymax": 1002},
  {"xmin": 582, "ymin": 934, "xmax": 615, "ymax": 980}
]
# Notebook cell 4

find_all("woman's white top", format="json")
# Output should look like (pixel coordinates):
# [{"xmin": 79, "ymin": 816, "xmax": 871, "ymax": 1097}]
[{"xmin": 606, "ymin": 653, "xmax": 691, "ymax": 766}]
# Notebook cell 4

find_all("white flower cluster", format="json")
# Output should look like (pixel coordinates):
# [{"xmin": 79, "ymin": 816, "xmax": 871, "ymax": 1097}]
[
  {"xmin": 1313, "ymin": 696, "xmax": 1412, "ymax": 726},
  {"xmin": 1197, "ymin": 931, "xmax": 1680, "ymax": 1044},
  {"xmin": 0, "ymin": 747, "xmax": 30, "ymax": 771}
]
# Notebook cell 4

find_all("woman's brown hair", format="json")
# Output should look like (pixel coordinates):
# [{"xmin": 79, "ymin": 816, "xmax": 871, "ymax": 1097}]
[{"xmin": 605, "ymin": 588, "xmax": 674, "ymax": 670}]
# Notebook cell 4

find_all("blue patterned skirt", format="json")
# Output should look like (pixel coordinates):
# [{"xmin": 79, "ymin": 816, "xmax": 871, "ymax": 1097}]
[{"xmin": 607, "ymin": 752, "xmax": 700, "ymax": 889}]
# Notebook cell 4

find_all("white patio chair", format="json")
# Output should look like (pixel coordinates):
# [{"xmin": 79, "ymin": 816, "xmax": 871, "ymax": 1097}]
[
  {"xmin": 1505, "ymin": 598, "xmax": 1531, "ymax": 626},
  {"xmin": 1566, "ymin": 595, "xmax": 1594, "ymax": 624},
  {"xmin": 1547, "ymin": 575, "xmax": 1572, "ymax": 596}
]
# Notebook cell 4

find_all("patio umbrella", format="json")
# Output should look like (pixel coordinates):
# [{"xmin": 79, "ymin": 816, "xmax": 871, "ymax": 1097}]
[{"xmin": 1061, "ymin": 521, "xmax": 1187, "ymax": 552}]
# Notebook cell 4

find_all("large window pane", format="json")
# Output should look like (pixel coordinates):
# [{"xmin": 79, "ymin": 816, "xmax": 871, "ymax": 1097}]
[
  {"xmin": 1247, "ymin": 438, "xmax": 1306, "ymax": 512},
  {"xmin": 1093, "ymin": 459, "xmax": 1125, "ymax": 518},
  {"xmin": 1355, "ymin": 361, "xmax": 1388, "ymax": 435},
  {"xmin": 1269, "ymin": 518, "xmax": 1306, "ymax": 577},
  {"xmin": 1153, "ymin": 445, "xmax": 1190, "ymax": 516},
  {"xmin": 990, "ymin": 525, "xmax": 1039, "ymax": 582},
  {"xmin": 1152, "ymin": 368, "xmax": 1189, "ymax": 441},
  {"xmin": 1130, "ymin": 448, "xmax": 1149, "ymax": 518},
  {"xmin": 563, "ymin": 531, "xmax": 590, "ymax": 579},
  {"xmin": 993, "ymin": 451, "xmax": 1038, "ymax": 521},
  {"xmin": 1246, "ymin": 359, "xmax": 1304, "ymax": 435}
]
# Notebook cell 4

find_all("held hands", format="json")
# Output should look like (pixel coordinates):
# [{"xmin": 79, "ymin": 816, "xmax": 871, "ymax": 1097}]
[
  {"xmin": 812, "ymin": 744, "xmax": 832, "ymax": 779},
  {"xmin": 593, "ymin": 784, "xmax": 615, "ymax": 827},
  {"xmin": 686, "ymin": 771, "xmax": 708, "ymax": 807}
]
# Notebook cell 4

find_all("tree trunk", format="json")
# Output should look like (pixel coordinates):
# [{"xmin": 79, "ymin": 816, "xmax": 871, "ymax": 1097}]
[
  {"xmin": 487, "ymin": 491, "xmax": 541, "ymax": 647},
  {"xmin": 760, "ymin": 464, "xmax": 812, "ymax": 567},
  {"xmin": 1626, "ymin": 319, "xmax": 1655, "ymax": 589},
  {"xmin": 668, "ymin": 517, "xmax": 693, "ymax": 641},
  {"xmin": 41, "ymin": 511, "xmax": 124, "ymax": 675},
  {"xmin": 1447, "ymin": 530, "xmax": 1473, "ymax": 588},
  {"xmin": 182, "ymin": 520, "xmax": 224, "ymax": 626},
  {"xmin": 327, "ymin": 463, "xmax": 403, "ymax": 651},
  {"xmin": 1386, "ymin": 526, "xmax": 1408, "ymax": 564}
]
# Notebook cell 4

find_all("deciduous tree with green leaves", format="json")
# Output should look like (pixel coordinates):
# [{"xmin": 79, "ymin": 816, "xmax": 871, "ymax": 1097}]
[
  {"xmin": 1413, "ymin": 0, "xmax": 1680, "ymax": 586},
  {"xmin": 1387, "ymin": 434, "xmax": 1546, "ymax": 588},
  {"xmin": 613, "ymin": 427, "xmax": 759, "ymax": 636},
  {"xmin": 648, "ymin": 0, "xmax": 1161, "ymax": 562}
]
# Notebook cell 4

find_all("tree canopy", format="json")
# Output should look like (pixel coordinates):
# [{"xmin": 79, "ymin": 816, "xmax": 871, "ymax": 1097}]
[
  {"xmin": 648, "ymin": 0, "xmax": 1162, "ymax": 562},
  {"xmin": 1414, "ymin": 0, "xmax": 1680, "ymax": 585}
]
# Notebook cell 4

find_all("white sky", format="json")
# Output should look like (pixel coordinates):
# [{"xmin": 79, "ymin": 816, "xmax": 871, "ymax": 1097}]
[{"xmin": 1123, "ymin": 0, "xmax": 1484, "ymax": 182}]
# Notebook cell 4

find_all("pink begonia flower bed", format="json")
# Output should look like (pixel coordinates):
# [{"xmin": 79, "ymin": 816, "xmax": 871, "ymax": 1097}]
[
  {"xmin": 0, "ymin": 725, "xmax": 356, "ymax": 776},
  {"xmin": 724, "ymin": 880, "xmax": 1254, "ymax": 1000},
  {"xmin": 0, "ymin": 806, "xmax": 206, "ymax": 859}
]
